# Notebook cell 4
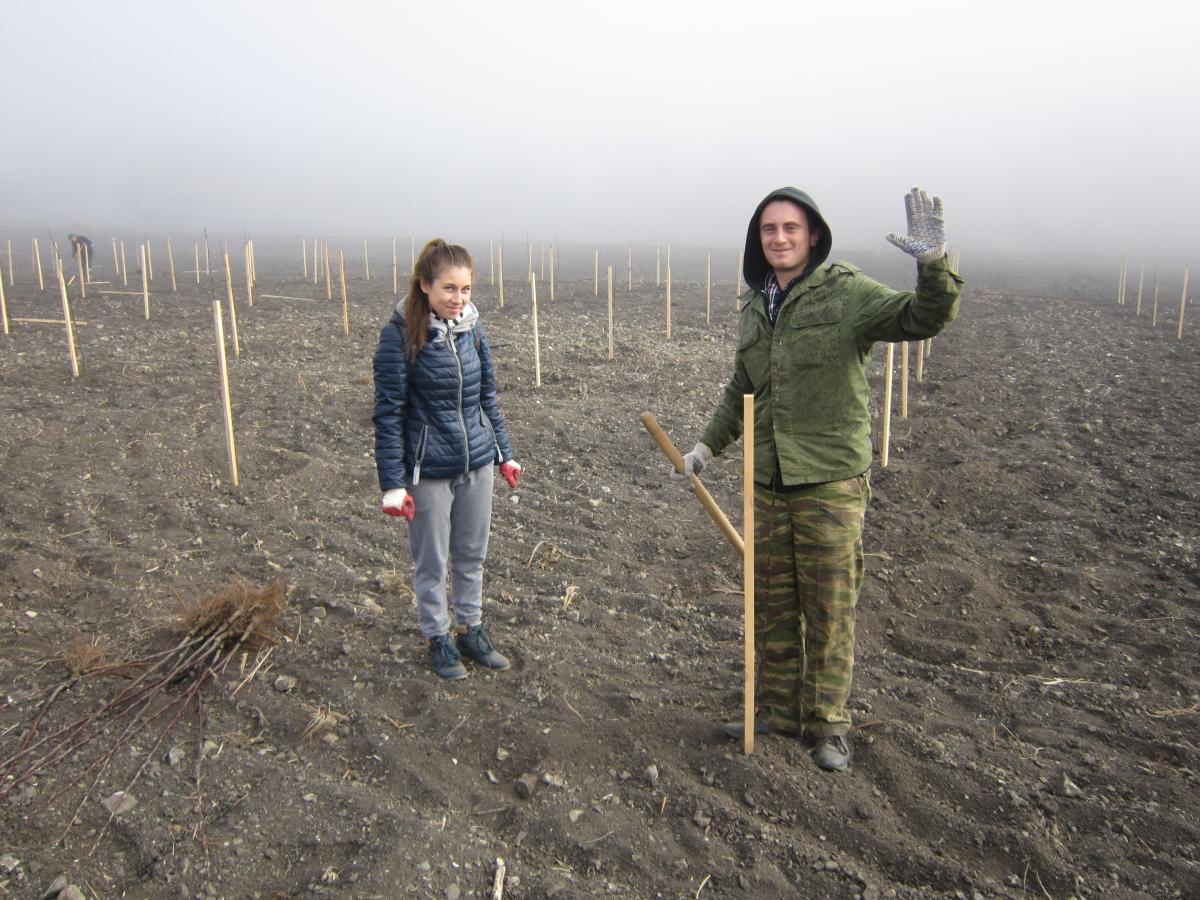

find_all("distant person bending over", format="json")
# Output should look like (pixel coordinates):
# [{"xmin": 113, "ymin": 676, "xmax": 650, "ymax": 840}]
[
  {"xmin": 68, "ymin": 233, "xmax": 94, "ymax": 270},
  {"xmin": 373, "ymin": 239, "xmax": 522, "ymax": 680},
  {"xmin": 671, "ymin": 187, "xmax": 963, "ymax": 772}
]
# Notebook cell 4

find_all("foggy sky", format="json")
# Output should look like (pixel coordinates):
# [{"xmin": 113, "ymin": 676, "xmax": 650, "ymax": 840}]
[{"xmin": 5, "ymin": 0, "xmax": 1198, "ymax": 260}]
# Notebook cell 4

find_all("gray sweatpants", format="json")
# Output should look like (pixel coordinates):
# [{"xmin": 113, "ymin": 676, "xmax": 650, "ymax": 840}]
[{"xmin": 408, "ymin": 465, "xmax": 494, "ymax": 639}]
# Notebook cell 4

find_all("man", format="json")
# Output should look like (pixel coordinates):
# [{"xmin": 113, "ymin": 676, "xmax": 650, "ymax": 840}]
[
  {"xmin": 672, "ymin": 187, "xmax": 962, "ymax": 772},
  {"xmin": 68, "ymin": 234, "xmax": 94, "ymax": 270}
]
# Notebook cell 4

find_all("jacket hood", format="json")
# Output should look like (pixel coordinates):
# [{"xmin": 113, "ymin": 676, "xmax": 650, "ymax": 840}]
[{"xmin": 743, "ymin": 187, "xmax": 833, "ymax": 293}]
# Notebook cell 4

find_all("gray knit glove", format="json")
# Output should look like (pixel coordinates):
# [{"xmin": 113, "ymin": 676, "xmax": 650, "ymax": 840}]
[
  {"xmin": 886, "ymin": 187, "xmax": 946, "ymax": 263},
  {"xmin": 670, "ymin": 442, "xmax": 713, "ymax": 483}
]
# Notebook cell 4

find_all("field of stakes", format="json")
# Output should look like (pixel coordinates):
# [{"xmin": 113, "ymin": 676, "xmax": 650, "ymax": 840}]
[{"xmin": 2, "ymin": 240, "xmax": 1199, "ymax": 899}]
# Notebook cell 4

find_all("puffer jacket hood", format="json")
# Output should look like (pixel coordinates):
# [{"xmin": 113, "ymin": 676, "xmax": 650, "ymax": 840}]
[{"xmin": 742, "ymin": 187, "xmax": 833, "ymax": 292}]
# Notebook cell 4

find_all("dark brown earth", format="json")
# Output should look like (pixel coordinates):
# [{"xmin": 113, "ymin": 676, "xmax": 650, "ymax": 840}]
[{"xmin": 1, "ymin": 241, "xmax": 1197, "ymax": 899}]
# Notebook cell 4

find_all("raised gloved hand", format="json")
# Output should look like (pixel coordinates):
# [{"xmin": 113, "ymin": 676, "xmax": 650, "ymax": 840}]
[
  {"xmin": 381, "ymin": 488, "xmax": 415, "ymax": 521},
  {"xmin": 670, "ymin": 442, "xmax": 713, "ymax": 483},
  {"xmin": 499, "ymin": 460, "xmax": 522, "ymax": 489},
  {"xmin": 886, "ymin": 187, "xmax": 946, "ymax": 263}
]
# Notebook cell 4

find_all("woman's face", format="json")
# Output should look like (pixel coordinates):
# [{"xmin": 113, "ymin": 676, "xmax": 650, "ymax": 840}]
[{"xmin": 421, "ymin": 265, "xmax": 472, "ymax": 320}]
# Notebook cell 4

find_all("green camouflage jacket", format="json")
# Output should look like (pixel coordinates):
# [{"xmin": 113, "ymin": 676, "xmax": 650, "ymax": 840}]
[{"xmin": 700, "ymin": 255, "xmax": 963, "ymax": 485}]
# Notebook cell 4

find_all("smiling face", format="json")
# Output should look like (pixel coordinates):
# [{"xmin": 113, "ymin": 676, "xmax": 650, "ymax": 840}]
[
  {"xmin": 759, "ymin": 199, "xmax": 821, "ymax": 285},
  {"xmin": 421, "ymin": 265, "xmax": 472, "ymax": 320}
]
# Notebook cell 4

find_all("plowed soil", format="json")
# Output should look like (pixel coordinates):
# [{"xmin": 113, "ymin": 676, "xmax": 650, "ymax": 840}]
[{"xmin": 1, "ymin": 245, "xmax": 1197, "ymax": 899}]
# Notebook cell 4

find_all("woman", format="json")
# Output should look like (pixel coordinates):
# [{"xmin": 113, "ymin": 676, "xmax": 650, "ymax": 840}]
[{"xmin": 373, "ymin": 239, "xmax": 521, "ymax": 680}]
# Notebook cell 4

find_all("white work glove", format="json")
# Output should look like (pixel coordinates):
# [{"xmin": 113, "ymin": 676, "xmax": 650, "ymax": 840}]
[
  {"xmin": 670, "ymin": 442, "xmax": 713, "ymax": 483},
  {"xmin": 380, "ymin": 488, "xmax": 414, "ymax": 521},
  {"xmin": 886, "ymin": 187, "xmax": 947, "ymax": 263}
]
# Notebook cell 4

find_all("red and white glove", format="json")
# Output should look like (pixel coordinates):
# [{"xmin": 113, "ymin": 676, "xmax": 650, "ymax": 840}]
[
  {"xmin": 499, "ymin": 460, "xmax": 522, "ymax": 490},
  {"xmin": 381, "ymin": 488, "xmax": 415, "ymax": 521}
]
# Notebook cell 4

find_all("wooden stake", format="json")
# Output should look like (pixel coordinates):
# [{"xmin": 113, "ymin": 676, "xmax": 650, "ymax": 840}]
[
  {"xmin": 627, "ymin": 243, "xmax": 632, "ymax": 292},
  {"xmin": 33, "ymin": 238, "xmax": 44, "ymax": 291},
  {"xmin": 915, "ymin": 336, "xmax": 924, "ymax": 382},
  {"xmin": 736, "ymin": 249, "xmax": 744, "ymax": 298},
  {"xmin": 0, "ymin": 262, "xmax": 9, "ymax": 335},
  {"xmin": 530, "ymin": 275, "xmax": 541, "ymax": 387},
  {"xmin": 743, "ymin": 392, "xmax": 755, "ymax": 756},
  {"xmin": 112, "ymin": 238, "xmax": 119, "ymax": 273},
  {"xmin": 498, "ymin": 246, "xmax": 505, "ymax": 308},
  {"xmin": 393, "ymin": 237, "xmax": 399, "ymax": 295},
  {"xmin": 594, "ymin": 250, "xmax": 599, "ymax": 297},
  {"xmin": 1117, "ymin": 256, "xmax": 1127, "ymax": 304},
  {"xmin": 607, "ymin": 265, "xmax": 614, "ymax": 360},
  {"xmin": 706, "ymin": 252, "xmax": 712, "ymax": 324},
  {"xmin": 550, "ymin": 243, "xmax": 555, "ymax": 301},
  {"xmin": 314, "ymin": 237, "xmax": 320, "ymax": 285},
  {"xmin": 76, "ymin": 248, "xmax": 87, "ymax": 299},
  {"xmin": 1135, "ymin": 261, "xmax": 1145, "ymax": 315},
  {"xmin": 363, "ymin": 239, "xmax": 370, "ymax": 280},
  {"xmin": 120, "ymin": 240, "xmax": 128, "ymax": 287},
  {"xmin": 900, "ymin": 342, "xmax": 909, "ymax": 418},
  {"xmin": 639, "ymin": 412, "xmax": 744, "ymax": 555},
  {"xmin": 1178, "ymin": 268, "xmax": 1189, "ymax": 340},
  {"xmin": 212, "ymin": 300, "xmax": 239, "ymax": 485},
  {"xmin": 194, "ymin": 242, "xmax": 200, "ymax": 284},
  {"xmin": 223, "ymin": 249, "xmax": 241, "ymax": 356},
  {"xmin": 665, "ymin": 266, "xmax": 672, "ymax": 339},
  {"xmin": 167, "ymin": 237, "xmax": 177, "ymax": 291},
  {"xmin": 880, "ymin": 344, "xmax": 895, "ymax": 467},
  {"xmin": 204, "ymin": 234, "xmax": 211, "ymax": 277},
  {"xmin": 339, "ymin": 250, "xmax": 350, "ymax": 336},
  {"xmin": 245, "ymin": 243, "xmax": 254, "ymax": 307},
  {"xmin": 324, "ymin": 242, "xmax": 333, "ymax": 301},
  {"xmin": 57, "ymin": 260, "xmax": 80, "ymax": 377},
  {"xmin": 146, "ymin": 240, "xmax": 154, "ymax": 281},
  {"xmin": 540, "ymin": 242, "xmax": 545, "ymax": 280},
  {"xmin": 140, "ymin": 245, "xmax": 150, "ymax": 318},
  {"xmin": 302, "ymin": 238, "xmax": 308, "ymax": 279}
]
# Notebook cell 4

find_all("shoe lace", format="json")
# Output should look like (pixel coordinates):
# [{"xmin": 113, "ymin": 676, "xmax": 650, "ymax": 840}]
[
  {"xmin": 431, "ymin": 635, "xmax": 459, "ymax": 666},
  {"xmin": 469, "ymin": 624, "xmax": 495, "ymax": 654}
]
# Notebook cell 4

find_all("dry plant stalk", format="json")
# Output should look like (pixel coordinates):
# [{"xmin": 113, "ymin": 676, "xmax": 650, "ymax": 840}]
[
  {"xmin": 0, "ymin": 578, "xmax": 288, "ymax": 848},
  {"xmin": 302, "ymin": 705, "xmax": 348, "ymax": 741}
]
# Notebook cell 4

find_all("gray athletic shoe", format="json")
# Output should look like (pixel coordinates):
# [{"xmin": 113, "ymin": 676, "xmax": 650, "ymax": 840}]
[
  {"xmin": 456, "ymin": 623, "xmax": 510, "ymax": 671},
  {"xmin": 810, "ymin": 734, "xmax": 851, "ymax": 772},
  {"xmin": 429, "ymin": 633, "xmax": 467, "ymax": 680}
]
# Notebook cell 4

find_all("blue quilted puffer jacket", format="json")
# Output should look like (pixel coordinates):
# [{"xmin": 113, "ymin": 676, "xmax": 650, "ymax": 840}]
[{"xmin": 373, "ymin": 303, "xmax": 514, "ymax": 491}]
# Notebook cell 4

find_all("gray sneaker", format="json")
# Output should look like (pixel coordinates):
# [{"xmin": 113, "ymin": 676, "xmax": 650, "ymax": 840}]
[
  {"xmin": 456, "ymin": 623, "xmax": 510, "ymax": 670},
  {"xmin": 810, "ymin": 734, "xmax": 851, "ymax": 772},
  {"xmin": 429, "ymin": 633, "xmax": 467, "ymax": 680}
]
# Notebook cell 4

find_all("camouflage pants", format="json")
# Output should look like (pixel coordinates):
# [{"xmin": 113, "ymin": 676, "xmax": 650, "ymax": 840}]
[{"xmin": 754, "ymin": 474, "xmax": 869, "ymax": 738}]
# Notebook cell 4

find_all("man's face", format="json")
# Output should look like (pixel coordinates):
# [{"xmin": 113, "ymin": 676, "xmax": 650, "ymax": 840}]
[{"xmin": 759, "ymin": 199, "xmax": 820, "ymax": 281}]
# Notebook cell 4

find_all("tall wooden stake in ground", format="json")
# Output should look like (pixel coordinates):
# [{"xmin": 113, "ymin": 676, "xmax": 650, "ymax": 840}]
[
  {"xmin": 1135, "ymin": 261, "xmax": 1145, "ymax": 315},
  {"xmin": 736, "ymin": 249, "xmax": 744, "ymax": 299},
  {"xmin": 324, "ymin": 242, "xmax": 333, "ymax": 301},
  {"xmin": 167, "ymin": 237, "xmax": 177, "ymax": 291},
  {"xmin": 140, "ymin": 245, "xmax": 150, "ymax": 319},
  {"xmin": 880, "ymin": 344, "xmax": 895, "ymax": 467},
  {"xmin": 76, "ymin": 249, "xmax": 87, "ymax": 299},
  {"xmin": 900, "ymin": 342, "xmax": 909, "ymax": 418},
  {"xmin": 0, "ymin": 261, "xmax": 9, "ymax": 334},
  {"xmin": 498, "ymin": 246, "xmax": 505, "ymax": 308},
  {"xmin": 339, "ymin": 251, "xmax": 350, "ymax": 336},
  {"xmin": 742, "ymin": 393, "xmax": 755, "ymax": 756},
  {"xmin": 363, "ymin": 240, "xmax": 370, "ymax": 280},
  {"xmin": 665, "ymin": 266, "xmax": 672, "ymax": 339},
  {"xmin": 550, "ymin": 243, "xmax": 555, "ymax": 301},
  {"xmin": 627, "ymin": 243, "xmax": 632, "ymax": 292},
  {"xmin": 212, "ymin": 300, "xmax": 239, "ymax": 485},
  {"xmin": 33, "ymin": 239, "xmax": 44, "ymax": 291},
  {"xmin": 607, "ymin": 266, "xmax": 614, "ymax": 359},
  {"xmin": 530, "ymin": 275, "xmax": 542, "ymax": 387},
  {"xmin": 120, "ymin": 241, "xmax": 128, "ymax": 287},
  {"xmin": 222, "ymin": 249, "xmax": 241, "ymax": 356},
  {"xmin": 56, "ymin": 261, "xmax": 80, "ymax": 378}
]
